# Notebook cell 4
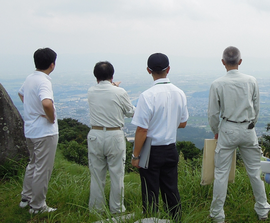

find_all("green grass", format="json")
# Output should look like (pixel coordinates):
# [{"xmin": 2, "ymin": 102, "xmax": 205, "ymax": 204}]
[{"xmin": 1, "ymin": 150, "xmax": 269, "ymax": 222}]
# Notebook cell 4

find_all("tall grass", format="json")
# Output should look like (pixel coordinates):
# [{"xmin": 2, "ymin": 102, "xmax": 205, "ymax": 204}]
[{"xmin": 0, "ymin": 150, "xmax": 269, "ymax": 223}]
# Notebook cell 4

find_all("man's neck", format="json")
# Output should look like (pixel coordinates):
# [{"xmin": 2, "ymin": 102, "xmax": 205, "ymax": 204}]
[
  {"xmin": 152, "ymin": 74, "xmax": 167, "ymax": 81},
  {"xmin": 36, "ymin": 69, "xmax": 51, "ymax": 75},
  {"xmin": 225, "ymin": 65, "xmax": 238, "ymax": 72}
]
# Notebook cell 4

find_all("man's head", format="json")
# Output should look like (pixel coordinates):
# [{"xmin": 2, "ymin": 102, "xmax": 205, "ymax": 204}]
[
  {"xmin": 34, "ymin": 48, "xmax": 57, "ymax": 71},
  {"xmin": 222, "ymin": 46, "xmax": 242, "ymax": 66},
  {"xmin": 93, "ymin": 61, "xmax": 114, "ymax": 81},
  {"xmin": 147, "ymin": 53, "xmax": 170, "ymax": 75}
]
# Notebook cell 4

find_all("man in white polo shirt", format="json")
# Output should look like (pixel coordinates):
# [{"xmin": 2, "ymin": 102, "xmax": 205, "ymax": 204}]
[
  {"xmin": 18, "ymin": 48, "xmax": 58, "ymax": 214},
  {"xmin": 131, "ymin": 53, "xmax": 189, "ymax": 222}
]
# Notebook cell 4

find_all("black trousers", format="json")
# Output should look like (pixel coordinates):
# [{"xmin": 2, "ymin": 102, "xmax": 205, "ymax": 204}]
[{"xmin": 139, "ymin": 143, "xmax": 181, "ymax": 222}]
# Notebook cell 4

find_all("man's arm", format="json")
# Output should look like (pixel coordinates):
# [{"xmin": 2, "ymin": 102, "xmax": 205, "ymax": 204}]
[
  {"xmin": 42, "ymin": 99, "xmax": 55, "ymax": 123},
  {"xmin": 178, "ymin": 121, "xmax": 187, "ymax": 128},
  {"xmin": 18, "ymin": 93, "xmax": 24, "ymax": 103},
  {"xmin": 208, "ymin": 84, "xmax": 220, "ymax": 135},
  {"xmin": 253, "ymin": 79, "xmax": 260, "ymax": 124},
  {"xmin": 122, "ymin": 91, "xmax": 135, "ymax": 118},
  {"xmin": 131, "ymin": 126, "xmax": 148, "ymax": 168}
]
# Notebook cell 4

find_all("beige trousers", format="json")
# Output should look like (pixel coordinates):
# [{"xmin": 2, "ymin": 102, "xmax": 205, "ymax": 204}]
[
  {"xmin": 210, "ymin": 120, "xmax": 270, "ymax": 221},
  {"xmin": 21, "ymin": 134, "xmax": 58, "ymax": 209},
  {"xmin": 87, "ymin": 129, "xmax": 126, "ymax": 214}
]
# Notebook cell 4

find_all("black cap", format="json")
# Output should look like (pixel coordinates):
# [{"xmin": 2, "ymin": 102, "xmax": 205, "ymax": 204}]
[{"xmin": 147, "ymin": 53, "xmax": 169, "ymax": 72}]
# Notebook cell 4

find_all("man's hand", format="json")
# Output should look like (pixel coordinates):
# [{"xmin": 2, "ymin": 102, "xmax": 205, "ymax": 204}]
[
  {"xmin": 131, "ymin": 159, "xmax": 140, "ymax": 169},
  {"xmin": 215, "ymin": 133, "xmax": 218, "ymax": 139},
  {"xmin": 178, "ymin": 121, "xmax": 187, "ymax": 128},
  {"xmin": 132, "ymin": 126, "xmax": 148, "ymax": 169},
  {"xmin": 112, "ymin": 81, "xmax": 121, "ymax": 87}
]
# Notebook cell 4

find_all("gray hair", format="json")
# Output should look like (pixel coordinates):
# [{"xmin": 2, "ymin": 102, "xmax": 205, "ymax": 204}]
[{"xmin": 222, "ymin": 46, "xmax": 241, "ymax": 66}]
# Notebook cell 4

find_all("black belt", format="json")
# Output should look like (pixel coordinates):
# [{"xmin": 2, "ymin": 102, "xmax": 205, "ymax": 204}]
[{"xmin": 223, "ymin": 117, "xmax": 249, "ymax": 123}]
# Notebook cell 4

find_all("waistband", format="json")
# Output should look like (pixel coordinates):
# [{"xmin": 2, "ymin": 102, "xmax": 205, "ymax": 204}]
[
  {"xmin": 91, "ymin": 126, "xmax": 121, "ymax": 131},
  {"xmin": 222, "ymin": 117, "xmax": 249, "ymax": 123},
  {"xmin": 151, "ymin": 143, "xmax": 176, "ymax": 148}
]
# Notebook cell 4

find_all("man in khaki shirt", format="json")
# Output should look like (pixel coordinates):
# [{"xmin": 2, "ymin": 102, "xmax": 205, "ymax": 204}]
[
  {"xmin": 87, "ymin": 61, "xmax": 135, "ymax": 214},
  {"xmin": 208, "ymin": 46, "xmax": 270, "ymax": 222}
]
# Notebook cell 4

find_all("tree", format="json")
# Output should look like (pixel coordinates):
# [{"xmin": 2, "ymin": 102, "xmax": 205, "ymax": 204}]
[
  {"xmin": 58, "ymin": 118, "xmax": 90, "ymax": 144},
  {"xmin": 176, "ymin": 141, "xmax": 201, "ymax": 160},
  {"xmin": 62, "ymin": 140, "xmax": 88, "ymax": 166}
]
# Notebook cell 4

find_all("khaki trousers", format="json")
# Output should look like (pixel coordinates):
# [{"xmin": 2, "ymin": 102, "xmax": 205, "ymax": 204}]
[
  {"xmin": 21, "ymin": 134, "xmax": 58, "ymax": 209},
  {"xmin": 210, "ymin": 120, "xmax": 270, "ymax": 221},
  {"xmin": 87, "ymin": 129, "xmax": 126, "ymax": 214}
]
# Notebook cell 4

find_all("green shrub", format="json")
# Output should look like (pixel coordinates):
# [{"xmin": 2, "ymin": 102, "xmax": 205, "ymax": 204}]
[{"xmin": 62, "ymin": 141, "xmax": 88, "ymax": 166}]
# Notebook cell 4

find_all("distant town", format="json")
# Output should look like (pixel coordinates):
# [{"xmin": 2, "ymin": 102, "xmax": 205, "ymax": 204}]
[{"xmin": 2, "ymin": 70, "xmax": 270, "ymax": 148}]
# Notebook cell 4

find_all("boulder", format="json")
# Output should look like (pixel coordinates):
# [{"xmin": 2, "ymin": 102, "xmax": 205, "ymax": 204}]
[{"xmin": 0, "ymin": 83, "xmax": 28, "ymax": 165}]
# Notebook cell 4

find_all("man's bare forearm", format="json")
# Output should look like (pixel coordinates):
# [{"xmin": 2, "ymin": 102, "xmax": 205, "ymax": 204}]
[
  {"xmin": 42, "ymin": 99, "xmax": 55, "ymax": 123},
  {"xmin": 18, "ymin": 93, "xmax": 24, "ymax": 103}
]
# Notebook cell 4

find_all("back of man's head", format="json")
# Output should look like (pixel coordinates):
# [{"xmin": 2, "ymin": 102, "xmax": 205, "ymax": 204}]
[
  {"xmin": 93, "ymin": 61, "xmax": 114, "ymax": 81},
  {"xmin": 222, "ymin": 46, "xmax": 241, "ymax": 66},
  {"xmin": 147, "ymin": 53, "xmax": 169, "ymax": 75},
  {"xmin": 34, "ymin": 48, "xmax": 57, "ymax": 70}
]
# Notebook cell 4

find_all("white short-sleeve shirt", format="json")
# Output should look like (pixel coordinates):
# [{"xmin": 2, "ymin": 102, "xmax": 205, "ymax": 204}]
[
  {"xmin": 18, "ymin": 71, "xmax": 58, "ymax": 138},
  {"xmin": 132, "ymin": 78, "xmax": 189, "ymax": 145}
]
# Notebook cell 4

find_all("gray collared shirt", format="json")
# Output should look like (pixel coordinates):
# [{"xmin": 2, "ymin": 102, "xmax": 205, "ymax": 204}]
[
  {"xmin": 88, "ymin": 80, "xmax": 135, "ymax": 128},
  {"xmin": 208, "ymin": 69, "xmax": 259, "ymax": 134}
]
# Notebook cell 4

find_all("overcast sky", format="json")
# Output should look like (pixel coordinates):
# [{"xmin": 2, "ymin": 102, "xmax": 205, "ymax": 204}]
[{"xmin": 1, "ymin": 0, "xmax": 270, "ymax": 78}]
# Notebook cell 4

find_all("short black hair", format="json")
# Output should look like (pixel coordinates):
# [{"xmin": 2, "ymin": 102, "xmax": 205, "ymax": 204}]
[
  {"xmin": 34, "ymin": 48, "xmax": 57, "ymax": 70},
  {"xmin": 93, "ymin": 61, "xmax": 114, "ymax": 81}
]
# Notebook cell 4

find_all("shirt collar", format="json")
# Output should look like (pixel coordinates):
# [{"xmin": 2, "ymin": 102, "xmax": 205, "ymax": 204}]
[
  {"xmin": 227, "ymin": 69, "xmax": 240, "ymax": 75},
  {"xmin": 34, "ymin": 70, "xmax": 51, "ymax": 80},
  {"xmin": 98, "ymin": 80, "xmax": 112, "ymax": 85},
  {"xmin": 153, "ymin": 77, "xmax": 170, "ymax": 86}
]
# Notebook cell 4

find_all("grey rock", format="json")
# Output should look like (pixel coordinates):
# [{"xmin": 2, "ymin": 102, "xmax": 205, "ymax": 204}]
[{"xmin": 0, "ymin": 83, "xmax": 28, "ymax": 165}]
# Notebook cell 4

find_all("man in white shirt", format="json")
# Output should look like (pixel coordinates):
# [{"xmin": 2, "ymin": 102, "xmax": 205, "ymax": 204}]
[
  {"xmin": 18, "ymin": 48, "xmax": 58, "ymax": 214},
  {"xmin": 87, "ymin": 61, "xmax": 135, "ymax": 214},
  {"xmin": 131, "ymin": 53, "xmax": 189, "ymax": 222},
  {"xmin": 208, "ymin": 46, "xmax": 270, "ymax": 222}
]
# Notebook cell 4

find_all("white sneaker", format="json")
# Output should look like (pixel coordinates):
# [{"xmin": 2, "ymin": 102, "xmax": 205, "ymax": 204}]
[
  {"xmin": 29, "ymin": 205, "xmax": 57, "ymax": 214},
  {"xmin": 19, "ymin": 199, "xmax": 29, "ymax": 208}
]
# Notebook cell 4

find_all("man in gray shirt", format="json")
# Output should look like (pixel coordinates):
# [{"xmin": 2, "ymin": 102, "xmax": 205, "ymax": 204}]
[
  {"xmin": 87, "ymin": 61, "xmax": 135, "ymax": 214},
  {"xmin": 208, "ymin": 46, "xmax": 270, "ymax": 222}
]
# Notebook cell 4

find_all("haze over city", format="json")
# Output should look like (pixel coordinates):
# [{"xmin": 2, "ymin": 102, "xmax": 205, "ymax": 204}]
[{"xmin": 0, "ymin": 0, "xmax": 270, "ymax": 79}]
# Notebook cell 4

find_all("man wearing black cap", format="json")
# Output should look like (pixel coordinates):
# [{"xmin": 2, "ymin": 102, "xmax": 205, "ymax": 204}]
[{"xmin": 131, "ymin": 53, "xmax": 189, "ymax": 221}]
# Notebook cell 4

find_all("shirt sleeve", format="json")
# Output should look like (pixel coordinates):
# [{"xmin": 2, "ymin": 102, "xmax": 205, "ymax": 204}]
[
  {"xmin": 208, "ymin": 83, "xmax": 220, "ymax": 134},
  {"xmin": 121, "ymin": 90, "xmax": 135, "ymax": 118},
  {"xmin": 253, "ymin": 79, "xmax": 260, "ymax": 124},
  {"xmin": 39, "ymin": 80, "xmax": 54, "ymax": 102},
  {"xmin": 180, "ymin": 93, "xmax": 189, "ymax": 123},
  {"xmin": 18, "ymin": 82, "xmax": 25, "ymax": 96},
  {"xmin": 131, "ymin": 94, "xmax": 151, "ymax": 129}
]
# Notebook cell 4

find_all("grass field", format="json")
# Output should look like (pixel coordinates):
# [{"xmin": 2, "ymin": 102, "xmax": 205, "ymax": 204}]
[{"xmin": 0, "ymin": 150, "xmax": 269, "ymax": 223}]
